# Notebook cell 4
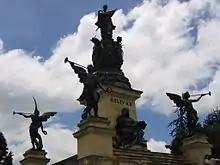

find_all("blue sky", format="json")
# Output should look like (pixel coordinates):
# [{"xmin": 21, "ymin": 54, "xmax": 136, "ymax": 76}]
[
  {"xmin": 0, "ymin": 0, "xmax": 217, "ymax": 155},
  {"xmin": 0, "ymin": 0, "xmax": 142, "ymax": 58}
]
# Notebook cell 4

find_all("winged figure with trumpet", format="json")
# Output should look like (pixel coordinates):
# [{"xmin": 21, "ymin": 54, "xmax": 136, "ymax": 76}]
[
  {"xmin": 166, "ymin": 91, "xmax": 211, "ymax": 137},
  {"xmin": 13, "ymin": 97, "xmax": 57, "ymax": 150},
  {"xmin": 64, "ymin": 57, "xmax": 112, "ymax": 120}
]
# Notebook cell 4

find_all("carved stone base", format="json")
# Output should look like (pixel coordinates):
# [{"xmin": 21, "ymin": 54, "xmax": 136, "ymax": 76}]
[
  {"xmin": 95, "ymin": 70, "xmax": 131, "ymax": 89},
  {"xmin": 76, "ymin": 149, "xmax": 194, "ymax": 165},
  {"xmin": 20, "ymin": 149, "xmax": 50, "ymax": 165},
  {"xmin": 180, "ymin": 135, "xmax": 212, "ymax": 165}
]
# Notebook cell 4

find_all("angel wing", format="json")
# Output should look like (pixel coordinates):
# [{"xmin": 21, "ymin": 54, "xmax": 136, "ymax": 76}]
[
  {"xmin": 166, "ymin": 93, "xmax": 184, "ymax": 108},
  {"xmin": 40, "ymin": 112, "xmax": 57, "ymax": 122}
]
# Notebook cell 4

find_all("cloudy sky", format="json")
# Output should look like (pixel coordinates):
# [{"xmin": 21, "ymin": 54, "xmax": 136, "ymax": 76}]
[{"xmin": 0, "ymin": 0, "xmax": 220, "ymax": 164}]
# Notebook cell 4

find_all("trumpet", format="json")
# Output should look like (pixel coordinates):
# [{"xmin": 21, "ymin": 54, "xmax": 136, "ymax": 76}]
[
  {"xmin": 13, "ymin": 111, "xmax": 33, "ymax": 115},
  {"xmin": 190, "ymin": 91, "xmax": 211, "ymax": 97},
  {"xmin": 64, "ymin": 57, "xmax": 87, "ymax": 69}
]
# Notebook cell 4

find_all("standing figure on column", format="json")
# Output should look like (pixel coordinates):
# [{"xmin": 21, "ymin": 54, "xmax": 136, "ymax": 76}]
[{"xmin": 95, "ymin": 4, "xmax": 117, "ymax": 40}]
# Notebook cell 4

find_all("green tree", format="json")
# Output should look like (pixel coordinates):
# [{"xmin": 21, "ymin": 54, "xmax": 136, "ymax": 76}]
[
  {"xmin": 0, "ymin": 132, "xmax": 13, "ymax": 165},
  {"xmin": 203, "ymin": 108, "xmax": 220, "ymax": 158}
]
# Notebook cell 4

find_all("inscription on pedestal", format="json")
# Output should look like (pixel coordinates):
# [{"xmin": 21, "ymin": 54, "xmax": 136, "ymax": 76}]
[{"xmin": 110, "ymin": 97, "xmax": 132, "ymax": 106}]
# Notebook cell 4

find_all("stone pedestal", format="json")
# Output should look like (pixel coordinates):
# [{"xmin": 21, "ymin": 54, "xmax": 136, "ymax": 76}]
[
  {"xmin": 20, "ymin": 149, "xmax": 50, "ymax": 165},
  {"xmin": 73, "ymin": 117, "xmax": 114, "ymax": 159},
  {"xmin": 73, "ymin": 86, "xmax": 143, "ymax": 164},
  {"xmin": 180, "ymin": 135, "xmax": 212, "ymax": 165},
  {"xmin": 97, "ymin": 86, "xmax": 143, "ymax": 128}
]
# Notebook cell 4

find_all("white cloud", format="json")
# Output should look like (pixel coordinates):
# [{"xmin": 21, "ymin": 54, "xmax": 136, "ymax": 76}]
[
  {"xmin": 0, "ymin": 0, "xmax": 220, "ymax": 164},
  {"xmin": 148, "ymin": 138, "xmax": 170, "ymax": 153}
]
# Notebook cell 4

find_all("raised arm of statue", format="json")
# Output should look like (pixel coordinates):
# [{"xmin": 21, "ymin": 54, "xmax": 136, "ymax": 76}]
[
  {"xmin": 190, "ymin": 94, "xmax": 206, "ymax": 103},
  {"xmin": 15, "ymin": 112, "xmax": 32, "ymax": 118},
  {"xmin": 22, "ymin": 114, "xmax": 33, "ymax": 118}
]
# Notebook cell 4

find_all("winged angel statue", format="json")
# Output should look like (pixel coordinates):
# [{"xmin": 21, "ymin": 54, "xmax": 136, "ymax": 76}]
[
  {"xmin": 166, "ymin": 91, "xmax": 209, "ymax": 136},
  {"xmin": 13, "ymin": 97, "xmax": 57, "ymax": 150},
  {"xmin": 64, "ymin": 57, "xmax": 112, "ymax": 120}
]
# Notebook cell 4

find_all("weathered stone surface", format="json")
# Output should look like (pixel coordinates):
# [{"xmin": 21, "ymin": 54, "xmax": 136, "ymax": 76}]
[
  {"xmin": 97, "ymin": 85, "xmax": 143, "ymax": 128},
  {"xmin": 181, "ymin": 135, "xmax": 212, "ymax": 165},
  {"xmin": 20, "ymin": 149, "xmax": 50, "ymax": 165},
  {"xmin": 73, "ymin": 117, "xmax": 115, "ymax": 159}
]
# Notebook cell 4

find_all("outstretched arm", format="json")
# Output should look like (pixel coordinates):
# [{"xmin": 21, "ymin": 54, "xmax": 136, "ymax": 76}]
[
  {"xmin": 190, "ymin": 94, "xmax": 206, "ymax": 103},
  {"xmin": 17, "ymin": 113, "xmax": 32, "ymax": 118}
]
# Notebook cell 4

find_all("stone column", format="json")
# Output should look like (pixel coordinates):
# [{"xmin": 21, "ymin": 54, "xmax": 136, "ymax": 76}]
[
  {"xmin": 73, "ymin": 117, "xmax": 114, "ymax": 160},
  {"xmin": 180, "ymin": 135, "xmax": 212, "ymax": 165},
  {"xmin": 73, "ymin": 85, "xmax": 143, "ymax": 164},
  {"xmin": 20, "ymin": 149, "xmax": 50, "ymax": 165}
]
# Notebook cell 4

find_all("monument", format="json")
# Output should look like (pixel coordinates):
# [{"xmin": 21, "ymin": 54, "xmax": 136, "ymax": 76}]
[
  {"xmin": 51, "ymin": 4, "xmax": 211, "ymax": 165},
  {"xmin": 13, "ymin": 97, "xmax": 57, "ymax": 165},
  {"xmin": 5, "ymin": 4, "xmax": 212, "ymax": 165}
]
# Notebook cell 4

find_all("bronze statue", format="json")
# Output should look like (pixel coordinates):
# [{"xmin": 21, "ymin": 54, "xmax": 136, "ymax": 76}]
[
  {"xmin": 91, "ymin": 37, "xmax": 103, "ymax": 71},
  {"xmin": 84, "ymin": 4, "xmax": 132, "ymax": 89},
  {"xmin": 114, "ymin": 108, "xmax": 147, "ymax": 149},
  {"xmin": 64, "ymin": 57, "xmax": 112, "ymax": 120},
  {"xmin": 92, "ymin": 5, "xmax": 123, "ymax": 72},
  {"xmin": 95, "ymin": 4, "xmax": 117, "ymax": 40},
  {"xmin": 13, "ymin": 97, "xmax": 57, "ymax": 150},
  {"xmin": 166, "ymin": 91, "xmax": 211, "ymax": 136}
]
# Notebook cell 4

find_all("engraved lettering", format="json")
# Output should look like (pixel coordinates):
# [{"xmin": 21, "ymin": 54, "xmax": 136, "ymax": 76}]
[{"xmin": 110, "ymin": 97, "xmax": 132, "ymax": 106}]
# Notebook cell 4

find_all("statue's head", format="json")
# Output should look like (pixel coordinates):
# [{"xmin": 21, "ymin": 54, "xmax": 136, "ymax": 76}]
[
  {"xmin": 87, "ymin": 64, "xmax": 94, "ymax": 73},
  {"xmin": 103, "ymin": 4, "xmax": 108, "ymax": 11},
  {"xmin": 182, "ymin": 91, "xmax": 190, "ymax": 99},
  {"xmin": 121, "ymin": 108, "xmax": 129, "ymax": 117}
]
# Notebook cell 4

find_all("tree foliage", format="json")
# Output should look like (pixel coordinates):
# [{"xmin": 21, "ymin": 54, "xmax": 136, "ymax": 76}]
[
  {"xmin": 167, "ymin": 107, "xmax": 220, "ymax": 158},
  {"xmin": 203, "ymin": 109, "xmax": 220, "ymax": 158},
  {"xmin": 0, "ymin": 132, "xmax": 13, "ymax": 165}
]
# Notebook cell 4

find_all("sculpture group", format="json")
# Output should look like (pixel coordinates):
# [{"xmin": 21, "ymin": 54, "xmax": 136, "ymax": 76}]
[
  {"xmin": 10, "ymin": 4, "xmax": 214, "ymax": 153},
  {"xmin": 65, "ymin": 4, "xmax": 147, "ymax": 150}
]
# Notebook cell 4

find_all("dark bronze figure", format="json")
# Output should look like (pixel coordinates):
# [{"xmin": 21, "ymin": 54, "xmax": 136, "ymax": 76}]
[
  {"xmin": 93, "ymin": 5, "xmax": 124, "ymax": 72},
  {"xmin": 13, "ymin": 97, "xmax": 57, "ymax": 150},
  {"xmin": 114, "ymin": 108, "xmax": 147, "ymax": 149},
  {"xmin": 86, "ymin": 4, "xmax": 131, "ymax": 89},
  {"xmin": 95, "ymin": 4, "xmax": 117, "ymax": 40},
  {"xmin": 64, "ymin": 58, "xmax": 112, "ymax": 120},
  {"xmin": 166, "ymin": 91, "xmax": 211, "ymax": 136},
  {"xmin": 91, "ymin": 37, "xmax": 103, "ymax": 71}
]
